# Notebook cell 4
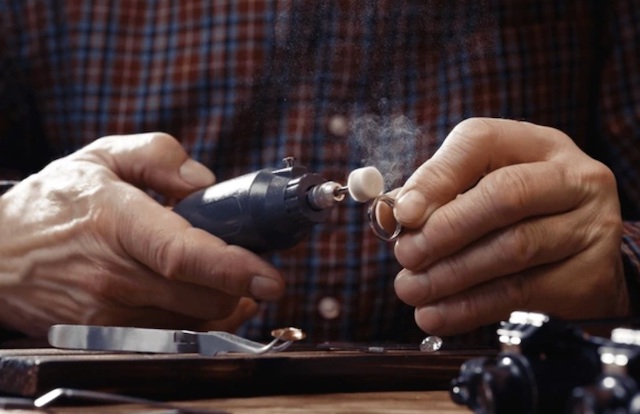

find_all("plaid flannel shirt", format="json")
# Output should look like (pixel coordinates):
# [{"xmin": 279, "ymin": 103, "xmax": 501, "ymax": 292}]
[{"xmin": 1, "ymin": 0, "xmax": 639, "ymax": 344}]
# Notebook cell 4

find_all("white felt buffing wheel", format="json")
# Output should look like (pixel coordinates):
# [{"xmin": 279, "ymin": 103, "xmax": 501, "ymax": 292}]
[{"xmin": 347, "ymin": 166, "xmax": 384, "ymax": 202}]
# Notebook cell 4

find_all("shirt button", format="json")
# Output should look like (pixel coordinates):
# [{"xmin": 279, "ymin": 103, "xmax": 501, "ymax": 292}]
[
  {"xmin": 328, "ymin": 115, "xmax": 349, "ymax": 137},
  {"xmin": 318, "ymin": 296, "xmax": 341, "ymax": 320}
]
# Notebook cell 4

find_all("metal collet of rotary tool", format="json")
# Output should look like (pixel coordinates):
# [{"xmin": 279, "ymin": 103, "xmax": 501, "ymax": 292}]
[{"xmin": 172, "ymin": 157, "xmax": 385, "ymax": 253}]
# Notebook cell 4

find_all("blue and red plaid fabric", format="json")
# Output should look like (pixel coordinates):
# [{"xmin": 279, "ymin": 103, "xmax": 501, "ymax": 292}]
[{"xmin": 1, "ymin": 0, "xmax": 639, "ymax": 344}]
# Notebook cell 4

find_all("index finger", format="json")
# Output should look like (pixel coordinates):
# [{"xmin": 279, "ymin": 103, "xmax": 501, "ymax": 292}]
[
  {"xmin": 393, "ymin": 118, "xmax": 578, "ymax": 227},
  {"xmin": 109, "ymin": 184, "xmax": 284, "ymax": 301}
]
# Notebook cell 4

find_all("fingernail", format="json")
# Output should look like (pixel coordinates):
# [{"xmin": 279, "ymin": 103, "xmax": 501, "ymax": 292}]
[
  {"xmin": 416, "ymin": 304, "xmax": 445, "ymax": 333},
  {"xmin": 395, "ymin": 190, "xmax": 428, "ymax": 224},
  {"xmin": 250, "ymin": 276, "xmax": 283, "ymax": 301},
  {"xmin": 395, "ymin": 269, "xmax": 431, "ymax": 304},
  {"xmin": 394, "ymin": 231, "xmax": 429, "ymax": 269},
  {"xmin": 179, "ymin": 159, "xmax": 215, "ymax": 188}
]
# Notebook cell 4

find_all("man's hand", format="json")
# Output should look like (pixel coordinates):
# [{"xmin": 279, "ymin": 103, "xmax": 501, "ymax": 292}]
[
  {"xmin": 0, "ymin": 133, "xmax": 283, "ymax": 337},
  {"xmin": 393, "ymin": 118, "xmax": 627, "ymax": 336}
]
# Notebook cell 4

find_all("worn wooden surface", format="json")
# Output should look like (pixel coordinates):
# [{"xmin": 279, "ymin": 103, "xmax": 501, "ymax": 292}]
[
  {"xmin": 0, "ymin": 390, "xmax": 469, "ymax": 413},
  {"xmin": 0, "ymin": 348, "xmax": 492, "ymax": 400}
]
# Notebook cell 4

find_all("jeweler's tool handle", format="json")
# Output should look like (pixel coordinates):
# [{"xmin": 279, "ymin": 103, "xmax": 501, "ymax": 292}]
[{"xmin": 173, "ymin": 165, "xmax": 332, "ymax": 253}]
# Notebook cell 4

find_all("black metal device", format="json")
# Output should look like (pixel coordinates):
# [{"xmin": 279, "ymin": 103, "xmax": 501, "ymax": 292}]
[
  {"xmin": 450, "ymin": 311, "xmax": 606, "ymax": 414},
  {"xmin": 569, "ymin": 327, "xmax": 640, "ymax": 413},
  {"xmin": 173, "ymin": 157, "xmax": 346, "ymax": 253}
]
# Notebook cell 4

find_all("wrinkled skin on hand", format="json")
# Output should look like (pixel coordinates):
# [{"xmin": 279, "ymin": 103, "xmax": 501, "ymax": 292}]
[
  {"xmin": 0, "ymin": 133, "xmax": 283, "ymax": 337},
  {"xmin": 393, "ymin": 118, "xmax": 628, "ymax": 336}
]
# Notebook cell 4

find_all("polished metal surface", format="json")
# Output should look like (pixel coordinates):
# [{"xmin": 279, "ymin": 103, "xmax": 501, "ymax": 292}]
[
  {"xmin": 48, "ymin": 324, "xmax": 304, "ymax": 356},
  {"xmin": 48, "ymin": 325, "xmax": 196, "ymax": 353}
]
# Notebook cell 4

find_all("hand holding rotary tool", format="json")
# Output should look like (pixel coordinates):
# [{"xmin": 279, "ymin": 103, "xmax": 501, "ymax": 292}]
[{"xmin": 173, "ymin": 157, "xmax": 385, "ymax": 253}]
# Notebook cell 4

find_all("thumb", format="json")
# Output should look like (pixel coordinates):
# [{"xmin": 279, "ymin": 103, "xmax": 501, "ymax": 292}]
[{"xmin": 76, "ymin": 132, "xmax": 215, "ymax": 198}]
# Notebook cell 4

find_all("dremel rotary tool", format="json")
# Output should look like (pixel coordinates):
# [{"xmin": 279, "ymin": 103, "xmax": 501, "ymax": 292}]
[{"xmin": 173, "ymin": 157, "xmax": 385, "ymax": 253}]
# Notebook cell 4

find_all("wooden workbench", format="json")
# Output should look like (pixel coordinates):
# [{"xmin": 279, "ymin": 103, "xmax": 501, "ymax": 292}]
[
  {"xmin": 0, "ymin": 347, "xmax": 488, "ymax": 413},
  {"xmin": 1, "ymin": 390, "xmax": 467, "ymax": 413}
]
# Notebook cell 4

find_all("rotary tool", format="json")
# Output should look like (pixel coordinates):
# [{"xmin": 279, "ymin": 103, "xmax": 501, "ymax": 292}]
[{"xmin": 173, "ymin": 157, "xmax": 384, "ymax": 253}]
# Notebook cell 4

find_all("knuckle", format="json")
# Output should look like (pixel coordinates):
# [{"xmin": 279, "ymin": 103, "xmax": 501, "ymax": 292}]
[
  {"xmin": 87, "ymin": 135, "xmax": 119, "ymax": 149},
  {"xmin": 418, "ymin": 274, "xmax": 435, "ymax": 304},
  {"xmin": 430, "ymin": 204, "xmax": 464, "ymax": 239},
  {"xmin": 582, "ymin": 160, "xmax": 616, "ymax": 187},
  {"xmin": 145, "ymin": 131, "xmax": 177, "ymax": 148},
  {"xmin": 82, "ymin": 135, "xmax": 128, "ymax": 158},
  {"xmin": 481, "ymin": 169, "xmax": 533, "ymax": 218},
  {"xmin": 84, "ymin": 271, "xmax": 128, "ymax": 305},
  {"xmin": 416, "ymin": 118, "xmax": 493, "ymax": 196},
  {"xmin": 506, "ymin": 272, "xmax": 532, "ymax": 309},
  {"xmin": 499, "ymin": 223, "xmax": 540, "ymax": 266},
  {"xmin": 446, "ymin": 118, "xmax": 496, "ymax": 160},
  {"xmin": 438, "ymin": 256, "xmax": 472, "ymax": 293},
  {"xmin": 212, "ymin": 246, "xmax": 253, "ymax": 292},
  {"xmin": 86, "ymin": 260, "xmax": 142, "ymax": 305},
  {"xmin": 154, "ymin": 235, "xmax": 187, "ymax": 281},
  {"xmin": 85, "ymin": 273, "xmax": 115, "ymax": 298},
  {"xmin": 405, "ymin": 158, "xmax": 457, "ymax": 208},
  {"xmin": 572, "ymin": 159, "xmax": 618, "ymax": 207},
  {"xmin": 144, "ymin": 132, "xmax": 188, "ymax": 170},
  {"xmin": 456, "ymin": 294, "xmax": 479, "ymax": 323},
  {"xmin": 83, "ymin": 132, "xmax": 180, "ymax": 162},
  {"xmin": 450, "ymin": 117, "xmax": 494, "ymax": 142},
  {"xmin": 587, "ymin": 208, "xmax": 622, "ymax": 245},
  {"xmin": 578, "ymin": 162, "xmax": 622, "ymax": 239}
]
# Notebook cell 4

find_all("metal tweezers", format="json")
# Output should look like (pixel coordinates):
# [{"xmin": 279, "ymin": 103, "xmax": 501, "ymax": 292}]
[{"xmin": 48, "ymin": 324, "xmax": 296, "ymax": 355}]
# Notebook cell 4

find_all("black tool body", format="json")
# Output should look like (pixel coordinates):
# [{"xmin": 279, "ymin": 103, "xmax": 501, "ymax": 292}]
[{"xmin": 173, "ymin": 163, "xmax": 332, "ymax": 253}]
